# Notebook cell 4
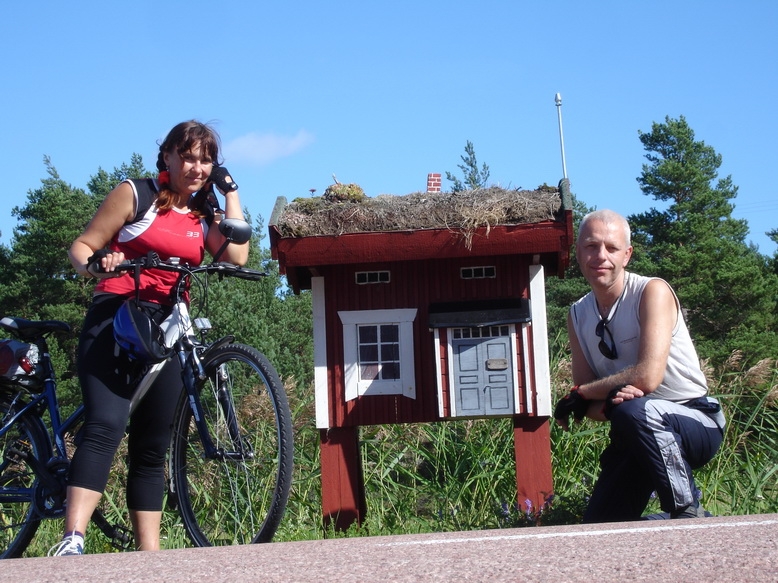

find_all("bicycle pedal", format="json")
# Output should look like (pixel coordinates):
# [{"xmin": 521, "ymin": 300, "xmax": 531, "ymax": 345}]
[
  {"xmin": 5, "ymin": 446, "xmax": 28, "ymax": 463},
  {"xmin": 108, "ymin": 524, "xmax": 134, "ymax": 551}
]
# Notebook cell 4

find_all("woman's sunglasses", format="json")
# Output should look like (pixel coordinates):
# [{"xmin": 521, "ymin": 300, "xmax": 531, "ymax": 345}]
[{"xmin": 595, "ymin": 320, "xmax": 618, "ymax": 359}]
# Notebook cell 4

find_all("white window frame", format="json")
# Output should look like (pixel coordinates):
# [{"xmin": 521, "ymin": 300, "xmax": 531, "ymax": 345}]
[
  {"xmin": 460, "ymin": 265, "xmax": 497, "ymax": 279},
  {"xmin": 338, "ymin": 309, "xmax": 417, "ymax": 401},
  {"xmin": 355, "ymin": 270, "xmax": 391, "ymax": 285}
]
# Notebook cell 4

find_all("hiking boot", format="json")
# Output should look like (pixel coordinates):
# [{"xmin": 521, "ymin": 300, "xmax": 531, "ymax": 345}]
[
  {"xmin": 48, "ymin": 532, "xmax": 85, "ymax": 556},
  {"xmin": 671, "ymin": 500, "xmax": 708, "ymax": 519}
]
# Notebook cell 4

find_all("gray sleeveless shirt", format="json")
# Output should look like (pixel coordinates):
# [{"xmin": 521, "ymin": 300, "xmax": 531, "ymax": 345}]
[{"xmin": 570, "ymin": 272, "xmax": 708, "ymax": 402}]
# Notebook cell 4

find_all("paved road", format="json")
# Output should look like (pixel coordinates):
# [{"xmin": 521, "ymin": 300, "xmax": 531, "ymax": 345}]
[{"xmin": 3, "ymin": 513, "xmax": 777, "ymax": 583}]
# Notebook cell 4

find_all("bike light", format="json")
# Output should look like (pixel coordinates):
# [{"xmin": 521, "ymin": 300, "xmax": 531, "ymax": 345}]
[{"xmin": 18, "ymin": 356, "xmax": 34, "ymax": 374}]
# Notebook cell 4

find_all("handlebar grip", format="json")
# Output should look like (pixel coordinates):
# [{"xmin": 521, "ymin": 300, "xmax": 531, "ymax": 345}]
[
  {"xmin": 212, "ymin": 263, "xmax": 267, "ymax": 280},
  {"xmin": 86, "ymin": 249, "xmax": 110, "ymax": 276},
  {"xmin": 114, "ymin": 252, "xmax": 161, "ymax": 272}
]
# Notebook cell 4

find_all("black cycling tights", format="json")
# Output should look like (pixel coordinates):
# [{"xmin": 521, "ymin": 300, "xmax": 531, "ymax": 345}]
[{"xmin": 68, "ymin": 295, "xmax": 181, "ymax": 512}]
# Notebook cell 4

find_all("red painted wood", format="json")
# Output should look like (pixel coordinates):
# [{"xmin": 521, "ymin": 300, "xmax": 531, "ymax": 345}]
[
  {"xmin": 271, "ymin": 216, "xmax": 574, "ymax": 292},
  {"xmin": 322, "ymin": 256, "xmax": 533, "ymax": 427},
  {"xmin": 319, "ymin": 427, "xmax": 367, "ymax": 530},
  {"xmin": 438, "ymin": 328, "xmax": 451, "ymax": 418},
  {"xmin": 513, "ymin": 417, "xmax": 554, "ymax": 516}
]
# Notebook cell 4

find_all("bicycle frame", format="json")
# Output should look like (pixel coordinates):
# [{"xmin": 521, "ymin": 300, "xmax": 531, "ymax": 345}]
[
  {"xmin": 1, "ymin": 301, "xmax": 198, "ymax": 468},
  {"xmin": 0, "ymin": 337, "xmax": 84, "ymax": 464},
  {"xmin": 0, "ymin": 283, "xmax": 249, "ymax": 554},
  {"xmin": 127, "ymin": 281, "xmax": 246, "ymax": 463},
  {"xmin": 128, "ymin": 301, "xmax": 195, "ymax": 414}
]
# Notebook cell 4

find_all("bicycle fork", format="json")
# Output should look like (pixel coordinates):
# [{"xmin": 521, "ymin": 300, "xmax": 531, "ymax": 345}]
[
  {"xmin": 183, "ymin": 344, "xmax": 251, "ymax": 462},
  {"xmin": 215, "ymin": 364, "xmax": 251, "ymax": 460}
]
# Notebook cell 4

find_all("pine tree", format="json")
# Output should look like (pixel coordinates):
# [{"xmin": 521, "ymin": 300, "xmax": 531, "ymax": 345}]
[
  {"xmin": 445, "ymin": 140, "xmax": 491, "ymax": 192},
  {"xmin": 629, "ymin": 116, "xmax": 777, "ymax": 364}
]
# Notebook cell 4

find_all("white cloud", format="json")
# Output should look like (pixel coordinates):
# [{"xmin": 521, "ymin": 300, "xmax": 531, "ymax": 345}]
[{"xmin": 223, "ymin": 130, "xmax": 315, "ymax": 166}]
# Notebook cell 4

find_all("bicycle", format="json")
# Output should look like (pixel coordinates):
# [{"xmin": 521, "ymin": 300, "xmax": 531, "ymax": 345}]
[{"xmin": 0, "ymin": 218, "xmax": 294, "ymax": 558}]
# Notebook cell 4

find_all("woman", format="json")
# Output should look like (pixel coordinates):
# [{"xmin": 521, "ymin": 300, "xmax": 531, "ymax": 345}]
[{"xmin": 51, "ymin": 121, "xmax": 249, "ymax": 555}]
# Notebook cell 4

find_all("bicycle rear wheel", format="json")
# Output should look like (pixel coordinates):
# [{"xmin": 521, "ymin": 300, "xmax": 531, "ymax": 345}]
[
  {"xmin": 169, "ymin": 343, "xmax": 293, "ymax": 546},
  {"xmin": 0, "ymin": 398, "xmax": 49, "ymax": 558}
]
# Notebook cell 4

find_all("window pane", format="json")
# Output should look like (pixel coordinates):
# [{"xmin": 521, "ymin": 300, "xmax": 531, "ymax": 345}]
[
  {"xmin": 361, "ymin": 364, "xmax": 379, "ymax": 380},
  {"xmin": 360, "ymin": 345, "xmax": 378, "ymax": 362},
  {"xmin": 381, "ymin": 343, "xmax": 399, "ymax": 361},
  {"xmin": 381, "ymin": 362, "xmax": 400, "ymax": 380},
  {"xmin": 380, "ymin": 325, "xmax": 398, "ymax": 342},
  {"xmin": 359, "ymin": 325, "xmax": 377, "ymax": 343}
]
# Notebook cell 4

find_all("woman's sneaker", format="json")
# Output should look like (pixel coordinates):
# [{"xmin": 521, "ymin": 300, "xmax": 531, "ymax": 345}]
[{"xmin": 48, "ymin": 532, "xmax": 85, "ymax": 556}]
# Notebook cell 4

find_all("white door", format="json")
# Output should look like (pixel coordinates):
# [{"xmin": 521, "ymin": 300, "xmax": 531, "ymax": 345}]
[{"xmin": 451, "ymin": 326, "xmax": 514, "ymax": 416}]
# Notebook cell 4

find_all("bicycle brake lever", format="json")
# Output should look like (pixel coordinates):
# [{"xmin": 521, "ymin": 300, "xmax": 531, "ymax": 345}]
[{"xmin": 145, "ymin": 251, "xmax": 161, "ymax": 267}]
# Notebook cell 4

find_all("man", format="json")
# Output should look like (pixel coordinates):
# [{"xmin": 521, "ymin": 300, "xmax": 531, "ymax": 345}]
[{"xmin": 553, "ymin": 209, "xmax": 725, "ymax": 522}]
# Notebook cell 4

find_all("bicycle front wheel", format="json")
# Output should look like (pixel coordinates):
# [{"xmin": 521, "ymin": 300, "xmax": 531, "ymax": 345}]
[
  {"xmin": 0, "ymin": 399, "xmax": 49, "ymax": 558},
  {"xmin": 169, "ymin": 343, "xmax": 293, "ymax": 546}
]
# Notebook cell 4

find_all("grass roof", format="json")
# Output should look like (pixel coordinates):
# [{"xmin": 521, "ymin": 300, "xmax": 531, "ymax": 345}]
[{"xmin": 273, "ymin": 186, "xmax": 562, "ymax": 245}]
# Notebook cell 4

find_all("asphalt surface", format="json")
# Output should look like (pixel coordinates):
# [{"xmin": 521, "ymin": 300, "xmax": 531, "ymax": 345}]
[{"xmin": 2, "ymin": 513, "xmax": 777, "ymax": 583}]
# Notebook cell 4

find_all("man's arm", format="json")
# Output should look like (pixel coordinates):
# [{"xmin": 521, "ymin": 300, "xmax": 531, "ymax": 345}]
[
  {"xmin": 567, "ymin": 280, "xmax": 677, "ymax": 419},
  {"xmin": 632, "ymin": 278, "xmax": 677, "ymax": 391}
]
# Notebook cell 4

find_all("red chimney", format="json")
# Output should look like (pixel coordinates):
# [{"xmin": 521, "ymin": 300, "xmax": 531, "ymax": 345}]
[{"xmin": 426, "ymin": 173, "xmax": 441, "ymax": 193}]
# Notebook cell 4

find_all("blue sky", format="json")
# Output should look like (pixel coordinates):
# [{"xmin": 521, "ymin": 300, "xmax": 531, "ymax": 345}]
[{"xmin": 2, "ymin": 1, "xmax": 776, "ymax": 255}]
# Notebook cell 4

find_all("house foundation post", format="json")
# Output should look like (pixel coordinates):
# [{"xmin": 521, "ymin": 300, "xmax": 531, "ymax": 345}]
[
  {"xmin": 513, "ymin": 416, "xmax": 554, "ymax": 517},
  {"xmin": 319, "ymin": 426, "xmax": 367, "ymax": 532}
]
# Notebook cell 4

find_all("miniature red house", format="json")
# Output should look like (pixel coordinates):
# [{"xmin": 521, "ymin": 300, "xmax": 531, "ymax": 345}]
[{"xmin": 270, "ymin": 175, "xmax": 574, "ymax": 530}]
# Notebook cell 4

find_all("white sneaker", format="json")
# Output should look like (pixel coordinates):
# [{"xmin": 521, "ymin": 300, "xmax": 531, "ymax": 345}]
[{"xmin": 48, "ymin": 533, "xmax": 85, "ymax": 556}]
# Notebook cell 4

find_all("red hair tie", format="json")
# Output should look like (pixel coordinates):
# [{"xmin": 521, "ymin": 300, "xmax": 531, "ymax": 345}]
[{"xmin": 158, "ymin": 170, "xmax": 170, "ymax": 186}]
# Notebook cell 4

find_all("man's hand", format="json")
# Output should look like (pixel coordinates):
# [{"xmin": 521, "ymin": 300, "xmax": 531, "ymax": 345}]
[
  {"xmin": 603, "ymin": 384, "xmax": 644, "ymax": 418},
  {"xmin": 553, "ymin": 388, "xmax": 589, "ymax": 431}
]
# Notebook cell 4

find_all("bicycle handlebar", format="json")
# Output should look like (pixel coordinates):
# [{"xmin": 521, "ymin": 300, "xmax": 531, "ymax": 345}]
[{"xmin": 115, "ymin": 254, "xmax": 267, "ymax": 282}]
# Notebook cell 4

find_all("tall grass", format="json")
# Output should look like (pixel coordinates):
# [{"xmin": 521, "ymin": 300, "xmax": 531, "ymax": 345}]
[
  {"xmin": 273, "ymin": 353, "xmax": 777, "ymax": 538},
  {"xmin": 699, "ymin": 355, "xmax": 778, "ymax": 515},
  {"xmin": 22, "ymin": 355, "xmax": 778, "ymax": 555}
]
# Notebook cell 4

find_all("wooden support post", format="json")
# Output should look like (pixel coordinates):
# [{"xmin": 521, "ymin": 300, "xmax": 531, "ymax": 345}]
[
  {"xmin": 513, "ymin": 416, "xmax": 554, "ymax": 515},
  {"xmin": 319, "ymin": 426, "xmax": 367, "ymax": 532}
]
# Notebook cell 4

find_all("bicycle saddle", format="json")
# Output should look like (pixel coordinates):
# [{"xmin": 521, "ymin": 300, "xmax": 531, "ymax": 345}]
[{"xmin": 0, "ymin": 317, "xmax": 71, "ymax": 341}]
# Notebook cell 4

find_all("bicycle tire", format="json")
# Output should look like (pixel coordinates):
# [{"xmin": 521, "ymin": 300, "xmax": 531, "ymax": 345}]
[
  {"xmin": 0, "ymin": 398, "xmax": 50, "ymax": 558},
  {"xmin": 169, "ymin": 343, "xmax": 293, "ymax": 546}
]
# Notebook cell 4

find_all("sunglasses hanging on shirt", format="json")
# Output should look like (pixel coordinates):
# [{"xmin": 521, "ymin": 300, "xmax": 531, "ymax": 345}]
[{"xmin": 595, "ymin": 319, "xmax": 618, "ymax": 359}]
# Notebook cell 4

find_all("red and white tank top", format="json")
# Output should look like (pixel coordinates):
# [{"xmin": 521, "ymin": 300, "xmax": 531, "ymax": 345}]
[{"xmin": 96, "ymin": 180, "xmax": 209, "ymax": 305}]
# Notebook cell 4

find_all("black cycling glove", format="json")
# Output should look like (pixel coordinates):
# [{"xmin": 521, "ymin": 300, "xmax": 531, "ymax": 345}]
[
  {"xmin": 602, "ymin": 386, "xmax": 626, "ymax": 419},
  {"xmin": 86, "ymin": 249, "xmax": 110, "ymax": 276},
  {"xmin": 553, "ymin": 388, "xmax": 589, "ymax": 427},
  {"xmin": 210, "ymin": 166, "xmax": 238, "ymax": 194}
]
